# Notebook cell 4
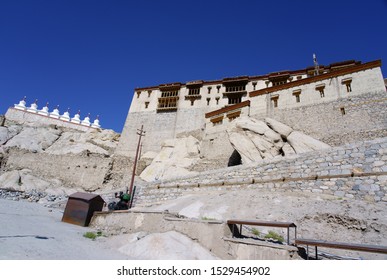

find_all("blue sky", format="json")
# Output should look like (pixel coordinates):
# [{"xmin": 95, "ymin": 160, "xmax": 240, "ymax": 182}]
[{"xmin": 1, "ymin": 0, "xmax": 386, "ymax": 132}]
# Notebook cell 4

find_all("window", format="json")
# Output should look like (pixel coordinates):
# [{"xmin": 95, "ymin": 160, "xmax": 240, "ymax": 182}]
[
  {"xmin": 188, "ymin": 87, "xmax": 200, "ymax": 96},
  {"xmin": 145, "ymin": 102, "xmax": 149, "ymax": 109},
  {"xmin": 147, "ymin": 90, "xmax": 152, "ymax": 97},
  {"xmin": 225, "ymin": 84, "xmax": 246, "ymax": 93},
  {"xmin": 207, "ymin": 98, "xmax": 210, "ymax": 106},
  {"xmin": 272, "ymin": 80, "xmax": 286, "ymax": 86},
  {"xmin": 252, "ymin": 82, "xmax": 257, "ymax": 90},
  {"xmin": 340, "ymin": 107, "xmax": 346, "ymax": 115},
  {"xmin": 216, "ymin": 97, "xmax": 220, "ymax": 105},
  {"xmin": 271, "ymin": 95, "xmax": 279, "ymax": 108},
  {"xmin": 297, "ymin": 75, "xmax": 302, "ymax": 80},
  {"xmin": 185, "ymin": 86, "xmax": 202, "ymax": 105},
  {"xmin": 216, "ymin": 85, "xmax": 221, "ymax": 93},
  {"xmin": 228, "ymin": 96, "xmax": 242, "ymax": 105},
  {"xmin": 293, "ymin": 89, "xmax": 301, "ymax": 103},
  {"xmin": 161, "ymin": 90, "xmax": 179, "ymax": 98},
  {"xmin": 342, "ymin": 78, "xmax": 352, "ymax": 93},
  {"xmin": 207, "ymin": 86, "xmax": 212, "ymax": 94},
  {"xmin": 315, "ymin": 84, "xmax": 325, "ymax": 98},
  {"xmin": 136, "ymin": 91, "xmax": 141, "ymax": 98},
  {"xmin": 157, "ymin": 90, "xmax": 179, "ymax": 111}
]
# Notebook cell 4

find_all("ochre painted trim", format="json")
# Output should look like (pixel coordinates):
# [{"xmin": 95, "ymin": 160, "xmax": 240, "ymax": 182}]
[
  {"xmin": 205, "ymin": 100, "xmax": 250, "ymax": 118},
  {"xmin": 249, "ymin": 60, "xmax": 381, "ymax": 97}
]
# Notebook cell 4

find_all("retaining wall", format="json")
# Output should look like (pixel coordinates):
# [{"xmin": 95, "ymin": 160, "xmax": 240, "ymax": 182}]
[{"xmin": 134, "ymin": 137, "xmax": 387, "ymax": 205}]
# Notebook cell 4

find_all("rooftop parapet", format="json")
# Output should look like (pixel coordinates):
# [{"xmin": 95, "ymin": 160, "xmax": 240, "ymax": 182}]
[{"xmin": 11, "ymin": 97, "xmax": 101, "ymax": 129}]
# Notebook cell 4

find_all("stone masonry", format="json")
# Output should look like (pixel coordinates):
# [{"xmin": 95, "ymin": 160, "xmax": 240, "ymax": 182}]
[{"xmin": 134, "ymin": 137, "xmax": 387, "ymax": 205}]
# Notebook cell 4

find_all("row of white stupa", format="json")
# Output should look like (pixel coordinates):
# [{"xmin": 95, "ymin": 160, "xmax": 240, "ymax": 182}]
[{"xmin": 14, "ymin": 97, "xmax": 101, "ymax": 128}]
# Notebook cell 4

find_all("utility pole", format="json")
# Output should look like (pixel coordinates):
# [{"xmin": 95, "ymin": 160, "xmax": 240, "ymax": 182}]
[{"xmin": 127, "ymin": 125, "xmax": 145, "ymax": 208}]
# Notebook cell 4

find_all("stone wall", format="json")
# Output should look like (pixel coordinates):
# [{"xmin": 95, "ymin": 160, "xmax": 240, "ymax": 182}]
[
  {"xmin": 4, "ymin": 149, "xmax": 112, "ymax": 191},
  {"xmin": 266, "ymin": 91, "xmax": 387, "ymax": 146},
  {"xmin": 133, "ymin": 137, "xmax": 387, "ymax": 205},
  {"xmin": 5, "ymin": 108, "xmax": 98, "ymax": 132}
]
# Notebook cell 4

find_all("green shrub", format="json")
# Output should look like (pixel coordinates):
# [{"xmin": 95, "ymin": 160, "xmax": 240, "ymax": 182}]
[
  {"xmin": 251, "ymin": 228, "xmax": 261, "ymax": 236},
  {"xmin": 83, "ymin": 232, "xmax": 97, "ymax": 240},
  {"xmin": 264, "ymin": 231, "xmax": 284, "ymax": 243}
]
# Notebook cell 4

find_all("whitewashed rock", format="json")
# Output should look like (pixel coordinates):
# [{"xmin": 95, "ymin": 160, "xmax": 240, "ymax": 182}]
[
  {"xmin": 228, "ymin": 131, "xmax": 262, "ymax": 164},
  {"xmin": 248, "ymin": 132, "xmax": 277, "ymax": 159},
  {"xmin": 287, "ymin": 131, "xmax": 330, "ymax": 153},
  {"xmin": 227, "ymin": 117, "xmax": 329, "ymax": 164},
  {"xmin": 140, "ymin": 136, "xmax": 200, "ymax": 182},
  {"xmin": 234, "ymin": 117, "xmax": 269, "ymax": 135},
  {"xmin": 265, "ymin": 118, "xmax": 293, "ymax": 138},
  {"xmin": 282, "ymin": 142, "xmax": 296, "ymax": 156}
]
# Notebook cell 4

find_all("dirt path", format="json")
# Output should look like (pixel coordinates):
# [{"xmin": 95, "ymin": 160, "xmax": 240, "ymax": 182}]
[{"xmin": 0, "ymin": 199, "xmax": 129, "ymax": 260}]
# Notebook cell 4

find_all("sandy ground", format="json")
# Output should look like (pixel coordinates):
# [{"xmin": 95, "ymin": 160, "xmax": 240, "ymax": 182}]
[
  {"xmin": 0, "ymin": 199, "xmax": 129, "ymax": 260},
  {"xmin": 134, "ymin": 189, "xmax": 387, "ymax": 259},
  {"xmin": 1, "ymin": 188, "xmax": 386, "ymax": 260}
]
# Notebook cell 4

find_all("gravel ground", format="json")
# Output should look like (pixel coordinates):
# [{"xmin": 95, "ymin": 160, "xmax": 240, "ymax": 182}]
[{"xmin": 0, "ymin": 198, "xmax": 129, "ymax": 260}]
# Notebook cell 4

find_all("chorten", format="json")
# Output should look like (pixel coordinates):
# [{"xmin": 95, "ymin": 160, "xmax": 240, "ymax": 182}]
[
  {"xmin": 38, "ymin": 102, "xmax": 49, "ymax": 116},
  {"xmin": 14, "ymin": 97, "xmax": 27, "ymax": 110},
  {"xmin": 50, "ymin": 105, "xmax": 60, "ymax": 119},
  {"xmin": 27, "ymin": 99, "xmax": 38, "ymax": 113},
  {"xmin": 81, "ymin": 113, "xmax": 91, "ymax": 126},
  {"xmin": 70, "ymin": 110, "xmax": 81, "ymax": 124},
  {"xmin": 60, "ymin": 108, "xmax": 71, "ymax": 121},
  {"xmin": 91, "ymin": 115, "xmax": 101, "ymax": 128}
]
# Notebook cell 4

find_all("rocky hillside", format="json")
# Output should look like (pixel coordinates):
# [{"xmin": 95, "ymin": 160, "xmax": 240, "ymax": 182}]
[{"xmin": 0, "ymin": 118, "xmax": 120, "ymax": 204}]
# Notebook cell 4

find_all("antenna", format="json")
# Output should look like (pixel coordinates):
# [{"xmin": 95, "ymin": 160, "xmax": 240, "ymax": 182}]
[{"xmin": 313, "ymin": 53, "xmax": 319, "ymax": 76}]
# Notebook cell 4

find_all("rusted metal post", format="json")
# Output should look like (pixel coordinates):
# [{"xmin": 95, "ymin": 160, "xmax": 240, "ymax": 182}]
[{"xmin": 127, "ymin": 125, "xmax": 145, "ymax": 208}]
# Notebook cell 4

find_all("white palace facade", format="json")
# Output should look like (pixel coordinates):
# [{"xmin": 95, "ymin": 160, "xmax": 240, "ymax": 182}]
[{"xmin": 116, "ymin": 59, "xmax": 386, "ymax": 157}]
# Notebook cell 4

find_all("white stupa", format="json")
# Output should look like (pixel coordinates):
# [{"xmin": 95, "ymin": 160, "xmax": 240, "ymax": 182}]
[
  {"xmin": 50, "ymin": 105, "xmax": 60, "ymax": 119},
  {"xmin": 38, "ymin": 102, "xmax": 49, "ymax": 116},
  {"xmin": 60, "ymin": 108, "xmax": 71, "ymax": 121},
  {"xmin": 81, "ymin": 113, "xmax": 91, "ymax": 127},
  {"xmin": 27, "ymin": 99, "xmax": 38, "ymax": 113},
  {"xmin": 14, "ymin": 97, "xmax": 27, "ymax": 110},
  {"xmin": 91, "ymin": 115, "xmax": 101, "ymax": 128},
  {"xmin": 70, "ymin": 110, "xmax": 81, "ymax": 124}
]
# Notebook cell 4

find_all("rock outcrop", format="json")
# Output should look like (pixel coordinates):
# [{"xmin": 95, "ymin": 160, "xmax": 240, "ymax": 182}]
[
  {"xmin": 0, "ymin": 121, "xmax": 120, "ymax": 198},
  {"xmin": 227, "ymin": 117, "xmax": 330, "ymax": 164},
  {"xmin": 140, "ymin": 136, "xmax": 200, "ymax": 182}
]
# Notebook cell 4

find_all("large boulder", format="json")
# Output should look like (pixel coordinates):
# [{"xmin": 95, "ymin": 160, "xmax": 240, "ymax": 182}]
[
  {"xmin": 227, "ymin": 117, "xmax": 285, "ymax": 163},
  {"xmin": 265, "ymin": 117, "xmax": 293, "ymax": 138},
  {"xmin": 226, "ymin": 117, "xmax": 330, "ymax": 164},
  {"xmin": 287, "ymin": 131, "xmax": 330, "ymax": 153},
  {"xmin": 140, "ymin": 136, "xmax": 200, "ymax": 182}
]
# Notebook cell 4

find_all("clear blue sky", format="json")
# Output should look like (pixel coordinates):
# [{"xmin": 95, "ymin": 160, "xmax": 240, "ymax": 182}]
[{"xmin": 1, "ymin": 0, "xmax": 386, "ymax": 132}]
